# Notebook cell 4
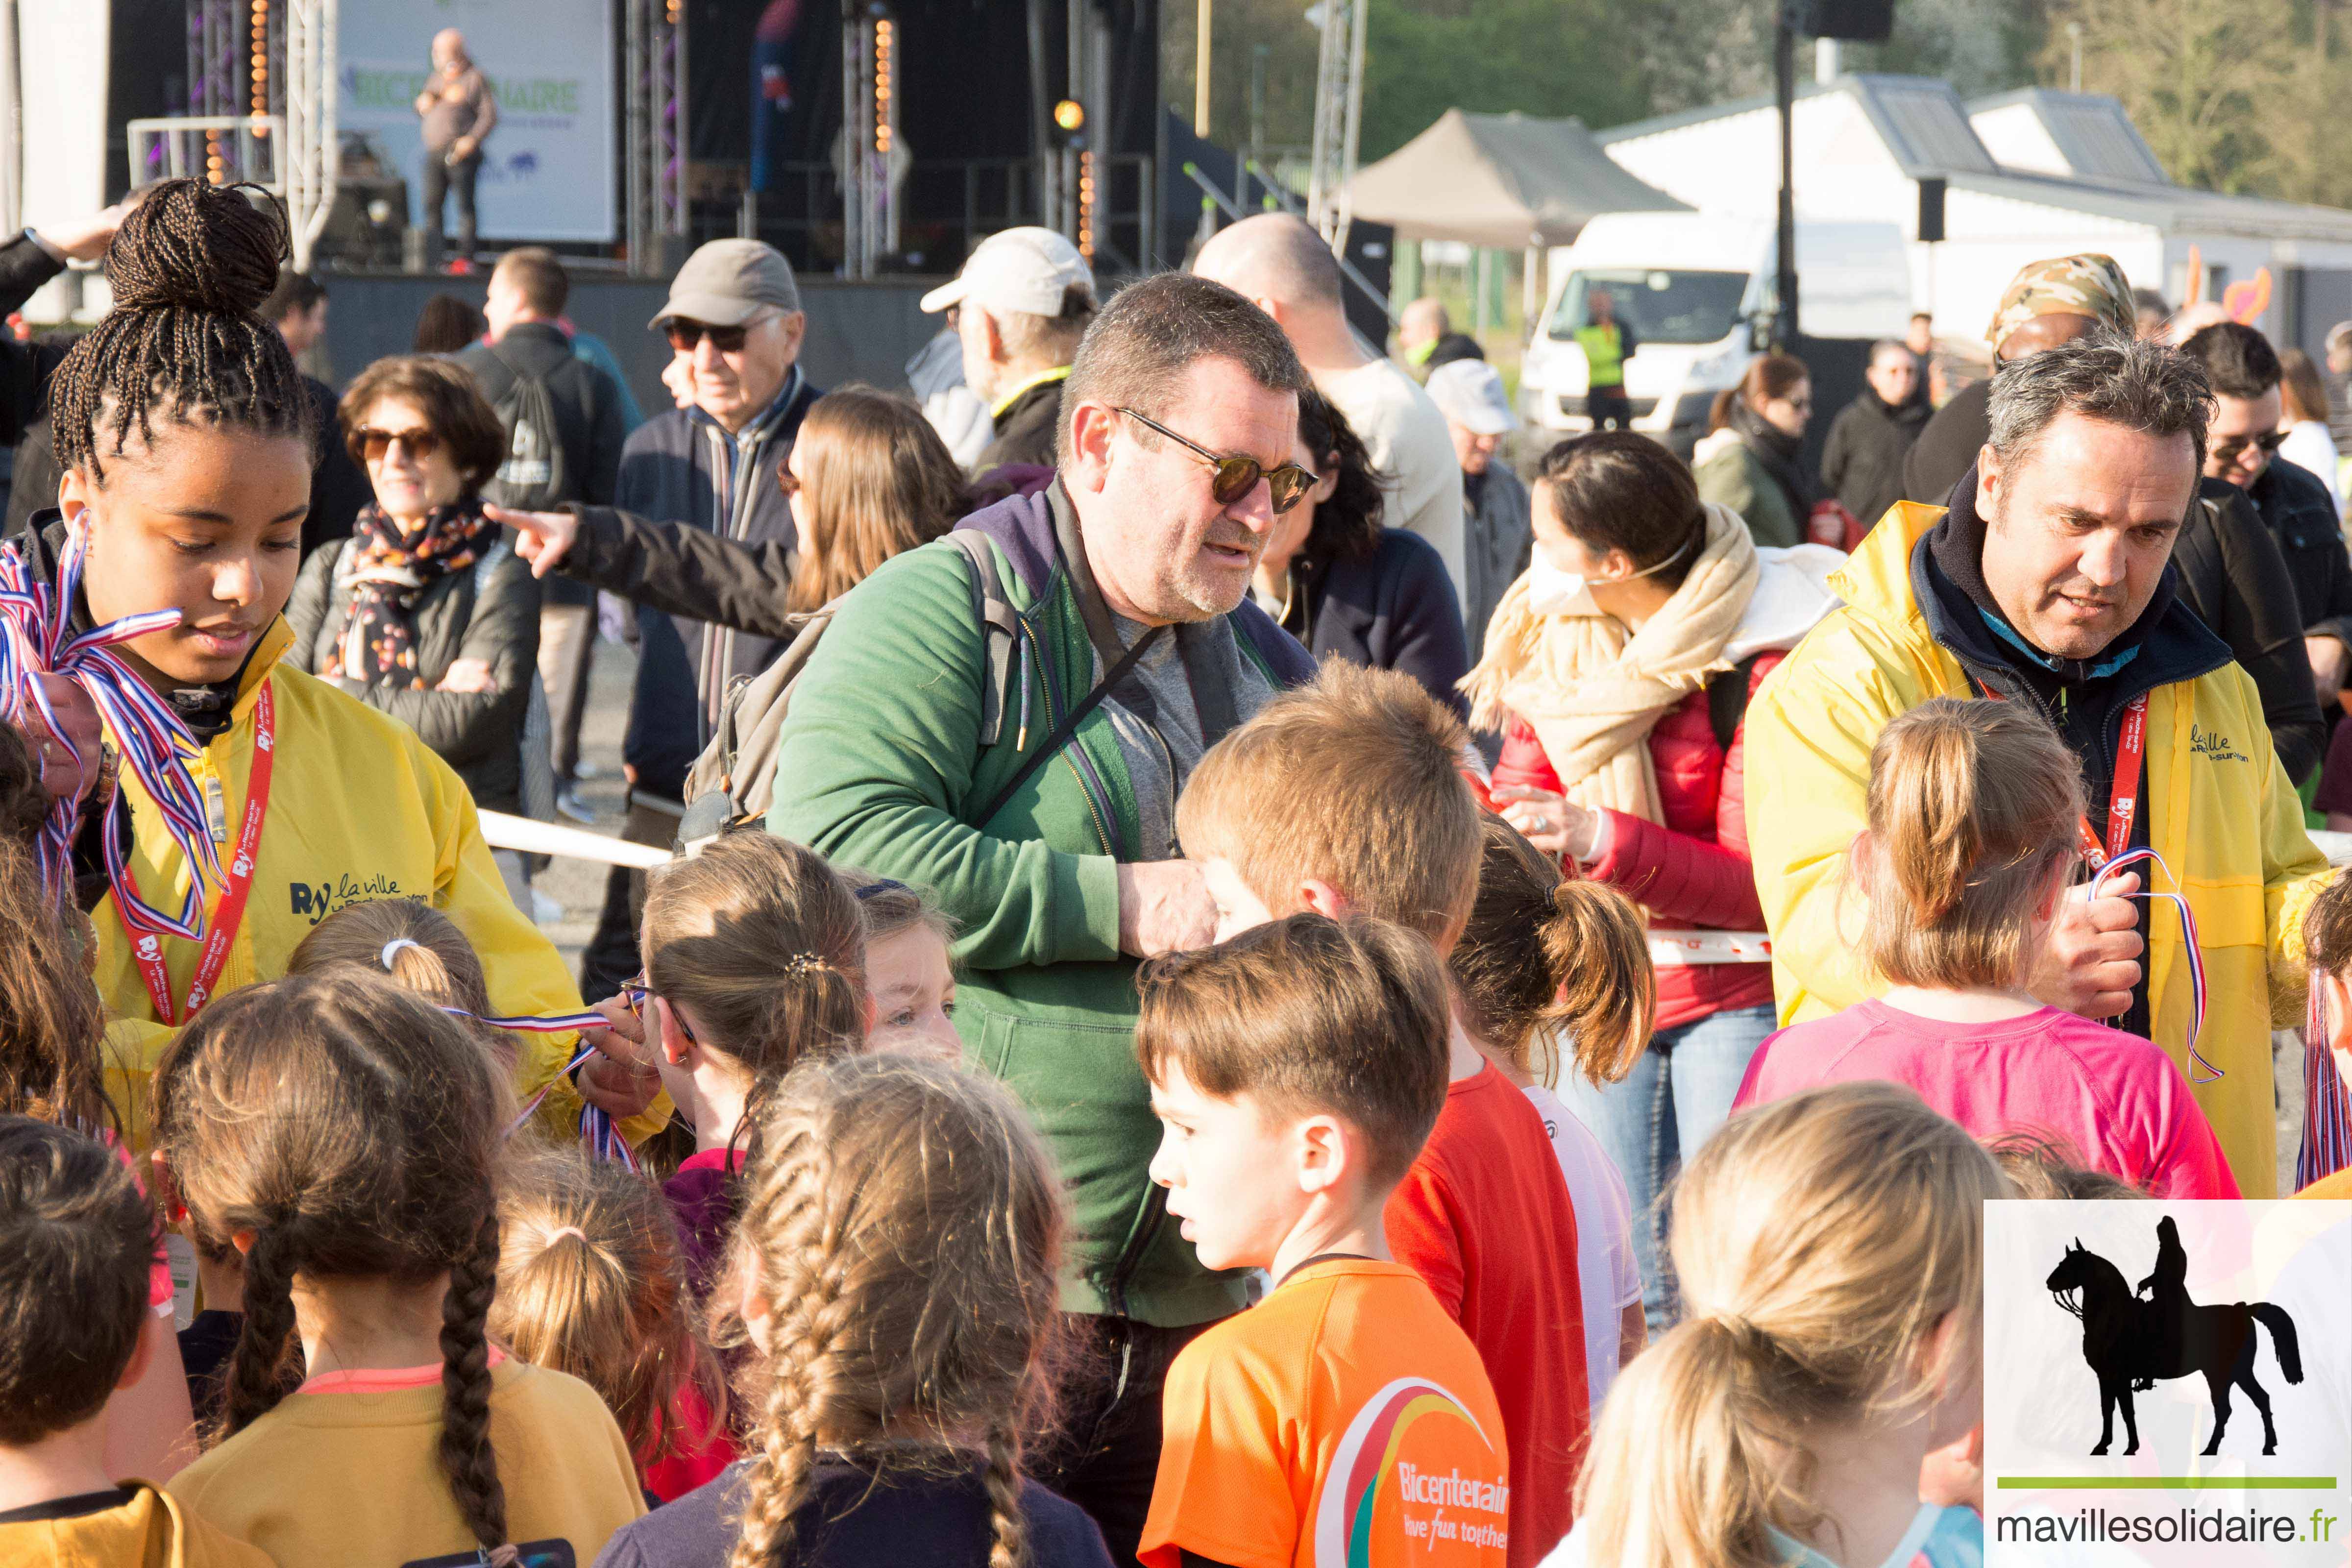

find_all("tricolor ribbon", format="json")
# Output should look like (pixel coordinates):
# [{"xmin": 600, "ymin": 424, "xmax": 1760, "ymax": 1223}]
[
  {"xmin": 2300, "ymin": 980, "xmax": 2352, "ymax": 1190},
  {"xmin": 457, "ymin": 1008, "xmax": 642, "ymax": 1170},
  {"xmin": 2091, "ymin": 847, "xmax": 2220, "ymax": 1086},
  {"xmin": 0, "ymin": 527, "xmax": 222, "ymax": 937}
]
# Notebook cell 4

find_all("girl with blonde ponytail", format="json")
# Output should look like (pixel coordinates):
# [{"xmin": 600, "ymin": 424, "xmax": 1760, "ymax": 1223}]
[
  {"xmin": 593, "ymin": 1053, "xmax": 1113, "ymax": 1568},
  {"xmin": 1449, "ymin": 814, "xmax": 1654, "ymax": 1410},
  {"xmin": 1734, "ymin": 698, "xmax": 2237, "ymax": 1199},
  {"xmin": 1551, "ymin": 1080, "xmax": 2004, "ymax": 1568}
]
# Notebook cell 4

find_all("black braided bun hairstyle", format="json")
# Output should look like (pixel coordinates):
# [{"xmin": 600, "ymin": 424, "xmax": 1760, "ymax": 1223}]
[{"xmin": 50, "ymin": 178, "xmax": 315, "ymax": 481}]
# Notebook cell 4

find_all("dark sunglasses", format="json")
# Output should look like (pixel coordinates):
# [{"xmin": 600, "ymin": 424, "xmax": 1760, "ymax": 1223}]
[
  {"xmin": 1114, "ymin": 407, "xmax": 1316, "ymax": 513},
  {"xmin": 2210, "ymin": 428, "xmax": 2289, "ymax": 464},
  {"xmin": 348, "ymin": 425, "xmax": 443, "ymax": 465},
  {"xmin": 772, "ymin": 465, "xmax": 801, "ymax": 499},
  {"xmin": 663, "ymin": 317, "xmax": 755, "ymax": 354}
]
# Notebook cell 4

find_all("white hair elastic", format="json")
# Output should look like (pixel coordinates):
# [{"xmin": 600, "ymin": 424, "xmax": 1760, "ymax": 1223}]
[{"xmin": 380, "ymin": 937, "xmax": 424, "ymax": 968}]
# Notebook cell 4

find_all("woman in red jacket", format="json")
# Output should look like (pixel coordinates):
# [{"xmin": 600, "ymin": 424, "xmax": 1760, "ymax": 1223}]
[{"xmin": 1463, "ymin": 431, "xmax": 1838, "ymax": 1334}]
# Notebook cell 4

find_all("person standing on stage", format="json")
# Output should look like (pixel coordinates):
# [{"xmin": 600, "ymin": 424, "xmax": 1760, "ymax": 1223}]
[{"xmin": 413, "ymin": 28, "xmax": 497, "ymax": 273}]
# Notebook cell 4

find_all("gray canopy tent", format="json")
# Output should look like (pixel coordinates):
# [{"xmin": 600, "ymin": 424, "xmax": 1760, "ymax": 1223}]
[{"xmin": 1347, "ymin": 108, "xmax": 1690, "ymax": 249}]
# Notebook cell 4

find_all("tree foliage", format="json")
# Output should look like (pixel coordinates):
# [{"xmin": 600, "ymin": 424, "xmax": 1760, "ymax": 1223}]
[{"xmin": 2042, "ymin": 0, "xmax": 2306, "ymax": 195}]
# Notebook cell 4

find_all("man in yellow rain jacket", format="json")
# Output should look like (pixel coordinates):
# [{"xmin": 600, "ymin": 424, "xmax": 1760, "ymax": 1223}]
[
  {"xmin": 74, "ymin": 613, "xmax": 663, "ymax": 1150},
  {"xmin": 1746, "ymin": 333, "xmax": 2330, "ymax": 1197}
]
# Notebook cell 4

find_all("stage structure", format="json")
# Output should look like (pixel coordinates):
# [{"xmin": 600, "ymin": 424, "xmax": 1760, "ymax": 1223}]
[
  {"xmin": 150, "ymin": 0, "xmax": 1150, "ymax": 278},
  {"xmin": 1303, "ymin": 0, "xmax": 1366, "ymax": 252},
  {"xmin": 623, "ymin": 0, "xmax": 689, "ymax": 276}
]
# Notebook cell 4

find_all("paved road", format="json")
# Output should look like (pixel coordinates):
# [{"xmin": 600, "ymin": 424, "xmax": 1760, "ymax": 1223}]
[{"xmin": 528, "ymin": 635, "xmax": 643, "ymax": 980}]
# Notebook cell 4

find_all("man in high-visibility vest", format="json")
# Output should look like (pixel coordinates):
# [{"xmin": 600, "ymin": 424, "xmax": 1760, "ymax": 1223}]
[{"xmin": 1574, "ymin": 288, "xmax": 1639, "ymax": 430}]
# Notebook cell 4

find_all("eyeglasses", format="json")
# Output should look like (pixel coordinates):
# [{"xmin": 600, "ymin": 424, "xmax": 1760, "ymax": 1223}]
[
  {"xmin": 348, "ymin": 426, "xmax": 443, "ymax": 465},
  {"xmin": 1113, "ymin": 407, "xmax": 1316, "ymax": 513},
  {"xmin": 663, "ymin": 317, "xmax": 761, "ymax": 354},
  {"xmin": 618, "ymin": 970, "xmax": 696, "ymax": 1044},
  {"xmin": 772, "ymin": 465, "xmax": 801, "ymax": 499},
  {"xmin": 2209, "ymin": 429, "xmax": 2288, "ymax": 466}
]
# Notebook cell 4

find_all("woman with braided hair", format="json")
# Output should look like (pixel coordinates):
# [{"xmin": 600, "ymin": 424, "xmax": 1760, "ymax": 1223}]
[
  {"xmin": 594, "ymin": 1051, "xmax": 1113, "ymax": 1568},
  {"xmin": 12, "ymin": 176, "xmax": 660, "ymax": 1149},
  {"xmin": 151, "ymin": 968, "xmax": 644, "ymax": 1565}
]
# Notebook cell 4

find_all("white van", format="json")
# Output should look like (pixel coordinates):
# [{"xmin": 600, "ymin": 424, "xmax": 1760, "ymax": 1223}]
[{"xmin": 1519, "ymin": 213, "xmax": 1914, "ymax": 450}]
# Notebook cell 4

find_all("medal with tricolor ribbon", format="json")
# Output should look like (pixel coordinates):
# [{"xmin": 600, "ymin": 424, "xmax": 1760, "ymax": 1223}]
[
  {"xmin": 0, "ymin": 525, "xmax": 222, "ymax": 938},
  {"xmin": 2091, "ymin": 846, "xmax": 2219, "ymax": 1086},
  {"xmin": 453, "ymin": 1007, "xmax": 642, "ymax": 1170}
]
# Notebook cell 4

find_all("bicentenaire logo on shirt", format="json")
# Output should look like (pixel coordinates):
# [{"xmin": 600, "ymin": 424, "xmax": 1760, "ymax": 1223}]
[
  {"xmin": 1983, "ymin": 1199, "xmax": 2351, "ymax": 1565},
  {"xmin": 1313, "ymin": 1376, "xmax": 1508, "ymax": 1567}
]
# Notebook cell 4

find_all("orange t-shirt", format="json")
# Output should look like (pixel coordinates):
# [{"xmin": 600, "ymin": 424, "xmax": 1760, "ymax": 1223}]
[
  {"xmin": 2296, "ymin": 1168, "xmax": 2352, "ymax": 1199},
  {"xmin": 1384, "ymin": 1064, "xmax": 1588, "ymax": 1568},
  {"xmin": 1140, "ymin": 1258, "xmax": 1509, "ymax": 1568}
]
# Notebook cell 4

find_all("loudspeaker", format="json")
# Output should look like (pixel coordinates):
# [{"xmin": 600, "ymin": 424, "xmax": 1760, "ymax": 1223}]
[
  {"xmin": 1916, "ymin": 176, "xmax": 1947, "ymax": 244},
  {"xmin": 1798, "ymin": 0, "xmax": 1895, "ymax": 41}
]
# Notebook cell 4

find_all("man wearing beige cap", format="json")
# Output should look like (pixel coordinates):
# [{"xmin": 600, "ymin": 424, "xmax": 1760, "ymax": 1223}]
[
  {"xmin": 921, "ymin": 226, "xmax": 1097, "ymax": 476},
  {"xmin": 1426, "ymin": 358, "xmax": 1531, "ymax": 659},
  {"xmin": 531, "ymin": 237, "xmax": 821, "ymax": 993}
]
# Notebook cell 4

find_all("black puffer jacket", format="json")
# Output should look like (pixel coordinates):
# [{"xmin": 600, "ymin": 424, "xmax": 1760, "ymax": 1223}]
[
  {"xmin": 1820, "ymin": 388, "xmax": 1927, "ymax": 531},
  {"xmin": 283, "ymin": 528, "xmax": 542, "ymax": 812}
]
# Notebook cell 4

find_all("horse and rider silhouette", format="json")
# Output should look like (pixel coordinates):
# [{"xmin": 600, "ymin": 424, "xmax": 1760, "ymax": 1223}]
[{"xmin": 2046, "ymin": 1218, "xmax": 2303, "ymax": 1457}]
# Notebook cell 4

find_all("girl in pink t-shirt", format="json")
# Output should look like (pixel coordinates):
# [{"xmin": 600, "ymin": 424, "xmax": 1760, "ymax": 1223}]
[{"xmin": 1735, "ymin": 697, "xmax": 2237, "ymax": 1199}]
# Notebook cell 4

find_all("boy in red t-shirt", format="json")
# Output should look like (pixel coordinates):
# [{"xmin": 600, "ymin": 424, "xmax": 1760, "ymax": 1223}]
[
  {"xmin": 1136, "ymin": 913, "xmax": 1509, "ymax": 1568},
  {"xmin": 1174, "ymin": 663, "xmax": 1590, "ymax": 1568}
]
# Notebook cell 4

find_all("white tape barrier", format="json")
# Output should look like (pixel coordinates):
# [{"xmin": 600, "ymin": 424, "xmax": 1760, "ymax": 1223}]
[
  {"xmin": 1649, "ymin": 930, "xmax": 1773, "ymax": 966},
  {"xmin": 470, "ymin": 820, "xmax": 2352, "ymax": 920},
  {"xmin": 478, "ymin": 809, "xmax": 670, "ymax": 870}
]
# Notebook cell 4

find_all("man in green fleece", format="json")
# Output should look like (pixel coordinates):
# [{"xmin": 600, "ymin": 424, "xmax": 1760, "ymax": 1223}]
[{"xmin": 768, "ymin": 271, "xmax": 1320, "ymax": 1562}]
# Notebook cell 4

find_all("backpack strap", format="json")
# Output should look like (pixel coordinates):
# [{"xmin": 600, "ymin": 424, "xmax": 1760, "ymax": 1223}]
[
  {"xmin": 1706, "ymin": 652, "xmax": 1766, "ymax": 755},
  {"xmin": 944, "ymin": 530, "xmax": 1024, "ymax": 747}
]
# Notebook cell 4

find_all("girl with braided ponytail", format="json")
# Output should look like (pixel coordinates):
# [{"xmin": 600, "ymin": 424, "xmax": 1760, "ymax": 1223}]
[
  {"xmin": 1553, "ymin": 1081, "xmax": 2002, "ymax": 1568},
  {"xmin": 151, "ymin": 968, "xmax": 644, "ymax": 1566},
  {"xmin": 18, "ymin": 177, "xmax": 647, "ymax": 1153},
  {"xmin": 616, "ymin": 833, "xmax": 869, "ymax": 1297},
  {"xmin": 594, "ymin": 1052, "xmax": 1112, "ymax": 1568},
  {"xmin": 1733, "ymin": 697, "xmax": 2236, "ymax": 1199}
]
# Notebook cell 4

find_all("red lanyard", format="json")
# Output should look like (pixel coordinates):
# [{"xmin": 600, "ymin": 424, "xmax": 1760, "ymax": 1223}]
[
  {"xmin": 120, "ymin": 682, "xmax": 276, "ymax": 1027},
  {"xmin": 1979, "ymin": 687, "xmax": 2147, "ymax": 869}
]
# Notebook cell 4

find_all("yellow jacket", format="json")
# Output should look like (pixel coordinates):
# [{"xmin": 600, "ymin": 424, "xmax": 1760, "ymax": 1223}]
[
  {"xmin": 90, "ymin": 620, "xmax": 650, "ymax": 1148},
  {"xmin": 0, "ymin": 1481, "xmax": 274, "ymax": 1568},
  {"xmin": 1743, "ymin": 503, "xmax": 2330, "ymax": 1196}
]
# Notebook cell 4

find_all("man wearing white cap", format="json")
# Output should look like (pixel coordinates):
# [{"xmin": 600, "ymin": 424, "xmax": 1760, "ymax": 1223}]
[
  {"xmin": 1426, "ymin": 358, "xmax": 1532, "ymax": 659},
  {"xmin": 921, "ymin": 227, "xmax": 1097, "ymax": 476}
]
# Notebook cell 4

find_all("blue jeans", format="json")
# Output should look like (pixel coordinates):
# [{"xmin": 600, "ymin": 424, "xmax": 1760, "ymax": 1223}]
[{"xmin": 1557, "ymin": 1002, "xmax": 1776, "ymax": 1335}]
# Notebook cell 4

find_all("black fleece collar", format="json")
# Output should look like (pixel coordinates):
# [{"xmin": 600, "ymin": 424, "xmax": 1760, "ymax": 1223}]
[{"xmin": 1914, "ymin": 468, "xmax": 2225, "ymax": 699}]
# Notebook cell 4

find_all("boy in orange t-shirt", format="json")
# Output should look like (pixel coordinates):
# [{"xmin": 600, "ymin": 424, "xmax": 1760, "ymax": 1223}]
[
  {"xmin": 1173, "ymin": 663, "xmax": 1590, "ymax": 1567},
  {"xmin": 1136, "ymin": 913, "xmax": 1509, "ymax": 1568}
]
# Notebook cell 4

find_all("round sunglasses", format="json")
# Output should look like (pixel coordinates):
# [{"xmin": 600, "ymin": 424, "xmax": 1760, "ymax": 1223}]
[
  {"xmin": 348, "ymin": 425, "xmax": 444, "ymax": 465},
  {"xmin": 1114, "ymin": 407, "xmax": 1316, "ymax": 513}
]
